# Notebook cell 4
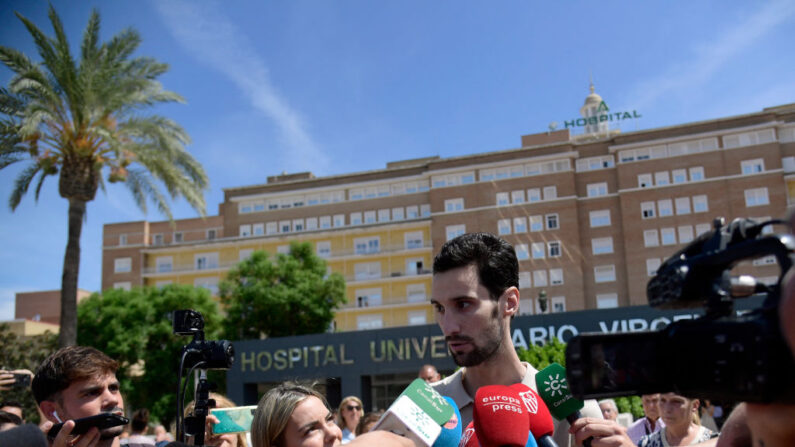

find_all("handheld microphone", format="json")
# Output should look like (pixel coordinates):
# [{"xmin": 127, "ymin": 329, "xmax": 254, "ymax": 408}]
[
  {"xmin": 372, "ymin": 378, "xmax": 455, "ymax": 446},
  {"xmin": 473, "ymin": 385, "xmax": 530, "ymax": 447},
  {"xmin": 534, "ymin": 363, "xmax": 592, "ymax": 447},
  {"xmin": 432, "ymin": 396, "xmax": 462, "ymax": 447},
  {"xmin": 509, "ymin": 384, "xmax": 557, "ymax": 447}
]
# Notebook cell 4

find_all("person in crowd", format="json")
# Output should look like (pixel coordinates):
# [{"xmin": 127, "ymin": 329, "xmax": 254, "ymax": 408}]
[
  {"xmin": 336, "ymin": 396, "xmax": 363, "ymax": 444},
  {"xmin": 418, "ymin": 365, "xmax": 441, "ymax": 383},
  {"xmin": 0, "ymin": 400, "xmax": 25, "ymax": 421},
  {"xmin": 637, "ymin": 393, "xmax": 716, "ymax": 446},
  {"xmin": 699, "ymin": 400, "xmax": 719, "ymax": 433},
  {"xmin": 742, "ymin": 214, "xmax": 795, "ymax": 447},
  {"xmin": 599, "ymin": 399, "xmax": 619, "ymax": 422},
  {"xmin": 354, "ymin": 412, "xmax": 381, "ymax": 436},
  {"xmin": 627, "ymin": 394, "xmax": 665, "ymax": 445},
  {"xmin": 0, "ymin": 368, "xmax": 33, "ymax": 391},
  {"xmin": 250, "ymin": 383, "xmax": 410, "ymax": 447},
  {"xmin": 153, "ymin": 424, "xmax": 173, "ymax": 445},
  {"xmin": 429, "ymin": 232, "xmax": 602, "ymax": 446},
  {"xmin": 127, "ymin": 408, "xmax": 155, "ymax": 446},
  {"xmin": 32, "ymin": 345, "xmax": 125, "ymax": 447},
  {"xmin": 0, "ymin": 410, "xmax": 22, "ymax": 432},
  {"xmin": 185, "ymin": 393, "xmax": 247, "ymax": 447}
]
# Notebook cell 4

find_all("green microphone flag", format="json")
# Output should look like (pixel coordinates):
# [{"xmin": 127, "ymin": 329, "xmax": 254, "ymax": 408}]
[{"xmin": 534, "ymin": 362, "xmax": 584, "ymax": 420}]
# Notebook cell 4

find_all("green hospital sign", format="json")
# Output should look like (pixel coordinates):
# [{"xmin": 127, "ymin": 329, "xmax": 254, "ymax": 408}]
[{"xmin": 564, "ymin": 100, "xmax": 641, "ymax": 129}]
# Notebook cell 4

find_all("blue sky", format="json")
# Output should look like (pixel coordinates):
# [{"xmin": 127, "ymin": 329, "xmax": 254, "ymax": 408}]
[{"xmin": 1, "ymin": 0, "xmax": 794, "ymax": 320}]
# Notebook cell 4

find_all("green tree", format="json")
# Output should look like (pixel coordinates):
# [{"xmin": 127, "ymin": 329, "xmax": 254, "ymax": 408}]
[
  {"xmin": 0, "ymin": 5, "xmax": 208, "ymax": 348},
  {"xmin": 516, "ymin": 337, "xmax": 567, "ymax": 370},
  {"xmin": 0, "ymin": 323, "xmax": 57, "ymax": 422},
  {"xmin": 616, "ymin": 395, "xmax": 644, "ymax": 419},
  {"xmin": 76, "ymin": 285, "xmax": 222, "ymax": 425},
  {"xmin": 220, "ymin": 241, "xmax": 346, "ymax": 339}
]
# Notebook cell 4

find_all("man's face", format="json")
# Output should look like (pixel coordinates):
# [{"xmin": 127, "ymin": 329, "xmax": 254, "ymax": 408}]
[
  {"xmin": 431, "ymin": 264, "xmax": 507, "ymax": 367},
  {"xmin": 0, "ymin": 405, "xmax": 22, "ymax": 420},
  {"xmin": 419, "ymin": 367, "xmax": 441, "ymax": 383},
  {"xmin": 44, "ymin": 373, "xmax": 125, "ymax": 440},
  {"xmin": 641, "ymin": 394, "xmax": 661, "ymax": 420},
  {"xmin": 599, "ymin": 402, "xmax": 617, "ymax": 421}
]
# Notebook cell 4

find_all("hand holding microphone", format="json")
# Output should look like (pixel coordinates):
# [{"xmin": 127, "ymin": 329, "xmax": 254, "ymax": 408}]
[{"xmin": 534, "ymin": 363, "xmax": 593, "ymax": 447}]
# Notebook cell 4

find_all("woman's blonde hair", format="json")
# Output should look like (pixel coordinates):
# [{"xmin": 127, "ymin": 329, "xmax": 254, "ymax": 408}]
[
  {"xmin": 185, "ymin": 393, "xmax": 248, "ymax": 447},
  {"xmin": 251, "ymin": 383, "xmax": 328, "ymax": 447},
  {"xmin": 337, "ymin": 396, "xmax": 364, "ymax": 429}
]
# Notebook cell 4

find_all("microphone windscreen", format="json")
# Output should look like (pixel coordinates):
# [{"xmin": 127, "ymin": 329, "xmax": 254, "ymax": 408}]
[
  {"xmin": 458, "ymin": 421, "xmax": 479, "ymax": 447},
  {"xmin": 433, "ymin": 396, "xmax": 462, "ymax": 447},
  {"xmin": 473, "ymin": 385, "xmax": 530, "ymax": 447},
  {"xmin": 534, "ymin": 363, "xmax": 584, "ymax": 421},
  {"xmin": 509, "ymin": 383, "xmax": 555, "ymax": 439}
]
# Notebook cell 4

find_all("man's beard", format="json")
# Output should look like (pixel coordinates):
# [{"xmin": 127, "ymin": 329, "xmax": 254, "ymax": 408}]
[
  {"xmin": 98, "ymin": 407, "xmax": 125, "ymax": 440},
  {"xmin": 447, "ymin": 307, "xmax": 504, "ymax": 367}
]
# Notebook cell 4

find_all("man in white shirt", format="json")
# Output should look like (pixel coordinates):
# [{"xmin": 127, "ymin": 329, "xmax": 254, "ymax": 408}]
[{"xmin": 626, "ymin": 394, "xmax": 665, "ymax": 445}]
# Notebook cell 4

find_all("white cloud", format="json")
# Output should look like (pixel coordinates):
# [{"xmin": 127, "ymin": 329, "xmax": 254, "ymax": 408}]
[
  {"xmin": 152, "ymin": 0, "xmax": 329, "ymax": 174},
  {"xmin": 626, "ymin": 0, "xmax": 795, "ymax": 111}
]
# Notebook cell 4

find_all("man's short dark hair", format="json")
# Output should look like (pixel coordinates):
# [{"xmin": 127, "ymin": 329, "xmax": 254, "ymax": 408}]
[
  {"xmin": 432, "ymin": 232, "xmax": 519, "ymax": 300},
  {"xmin": 131, "ymin": 408, "xmax": 149, "ymax": 433},
  {"xmin": 32, "ymin": 346, "xmax": 119, "ymax": 404},
  {"xmin": 0, "ymin": 410, "xmax": 22, "ymax": 426}
]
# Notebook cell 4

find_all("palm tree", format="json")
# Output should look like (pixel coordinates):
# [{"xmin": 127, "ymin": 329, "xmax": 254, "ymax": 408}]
[{"xmin": 0, "ymin": 6, "xmax": 208, "ymax": 347}]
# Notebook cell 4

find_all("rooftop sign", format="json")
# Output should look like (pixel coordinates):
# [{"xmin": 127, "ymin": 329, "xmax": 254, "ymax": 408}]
[{"xmin": 565, "ymin": 100, "xmax": 641, "ymax": 129}]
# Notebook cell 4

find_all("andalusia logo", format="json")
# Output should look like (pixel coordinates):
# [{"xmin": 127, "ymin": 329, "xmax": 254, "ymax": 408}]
[{"xmin": 542, "ymin": 372, "xmax": 568, "ymax": 398}]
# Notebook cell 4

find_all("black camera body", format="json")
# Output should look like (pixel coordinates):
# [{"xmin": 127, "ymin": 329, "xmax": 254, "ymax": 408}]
[
  {"xmin": 173, "ymin": 310, "xmax": 235, "ymax": 445},
  {"xmin": 173, "ymin": 309, "xmax": 234, "ymax": 370},
  {"xmin": 566, "ymin": 218, "xmax": 795, "ymax": 403}
]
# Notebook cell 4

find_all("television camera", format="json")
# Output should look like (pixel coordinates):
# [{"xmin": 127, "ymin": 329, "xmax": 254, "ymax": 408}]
[
  {"xmin": 566, "ymin": 217, "xmax": 795, "ymax": 403},
  {"xmin": 173, "ymin": 309, "xmax": 235, "ymax": 445}
]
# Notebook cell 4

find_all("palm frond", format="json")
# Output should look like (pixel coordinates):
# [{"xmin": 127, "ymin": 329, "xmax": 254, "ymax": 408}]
[
  {"xmin": 0, "ymin": 45, "xmax": 36, "ymax": 75},
  {"xmin": 9, "ymin": 162, "xmax": 41, "ymax": 210},
  {"xmin": 33, "ymin": 168, "xmax": 52, "ymax": 201},
  {"xmin": 79, "ymin": 9, "xmax": 101, "ymax": 68},
  {"xmin": 123, "ymin": 168, "xmax": 172, "ymax": 219},
  {"xmin": 14, "ymin": 13, "xmax": 60, "ymax": 83}
]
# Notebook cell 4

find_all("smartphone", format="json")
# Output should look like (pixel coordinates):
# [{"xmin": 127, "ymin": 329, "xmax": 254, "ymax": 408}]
[
  {"xmin": 211, "ymin": 406, "xmax": 257, "ymax": 434},
  {"xmin": 47, "ymin": 413, "xmax": 130, "ymax": 439},
  {"xmin": 12, "ymin": 373, "xmax": 31, "ymax": 389}
]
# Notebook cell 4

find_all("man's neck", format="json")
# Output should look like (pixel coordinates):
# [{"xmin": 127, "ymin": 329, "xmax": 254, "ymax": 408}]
[
  {"xmin": 647, "ymin": 416, "xmax": 659, "ymax": 431},
  {"xmin": 461, "ymin": 344, "xmax": 525, "ymax": 398}
]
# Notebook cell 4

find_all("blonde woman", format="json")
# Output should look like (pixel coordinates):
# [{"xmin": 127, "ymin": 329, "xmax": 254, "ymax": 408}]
[
  {"xmin": 186, "ymin": 393, "xmax": 248, "ymax": 447},
  {"xmin": 336, "ymin": 397, "xmax": 363, "ymax": 444},
  {"xmin": 638, "ymin": 393, "xmax": 717, "ymax": 446},
  {"xmin": 250, "ymin": 383, "xmax": 410, "ymax": 447}
]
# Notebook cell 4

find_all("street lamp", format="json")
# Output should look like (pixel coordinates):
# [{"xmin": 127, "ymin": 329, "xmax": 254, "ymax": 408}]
[{"xmin": 538, "ymin": 290, "xmax": 548, "ymax": 313}]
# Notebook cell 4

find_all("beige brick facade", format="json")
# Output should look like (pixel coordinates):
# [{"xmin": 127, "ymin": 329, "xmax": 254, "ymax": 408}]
[{"xmin": 101, "ymin": 102, "xmax": 795, "ymax": 331}]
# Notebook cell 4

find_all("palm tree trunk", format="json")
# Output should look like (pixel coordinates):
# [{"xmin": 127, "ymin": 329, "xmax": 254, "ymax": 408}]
[{"xmin": 58, "ymin": 198, "xmax": 86, "ymax": 347}]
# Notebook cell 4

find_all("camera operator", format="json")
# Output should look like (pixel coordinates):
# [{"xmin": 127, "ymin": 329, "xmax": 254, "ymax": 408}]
[
  {"xmin": 570, "ymin": 216, "xmax": 795, "ymax": 447},
  {"xmin": 33, "ymin": 346, "xmax": 126, "ymax": 447},
  {"xmin": 742, "ymin": 253, "xmax": 795, "ymax": 447}
]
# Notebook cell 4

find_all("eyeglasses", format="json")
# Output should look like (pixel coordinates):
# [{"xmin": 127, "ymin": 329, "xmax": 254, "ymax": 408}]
[{"xmin": 346, "ymin": 405, "xmax": 361, "ymax": 411}]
